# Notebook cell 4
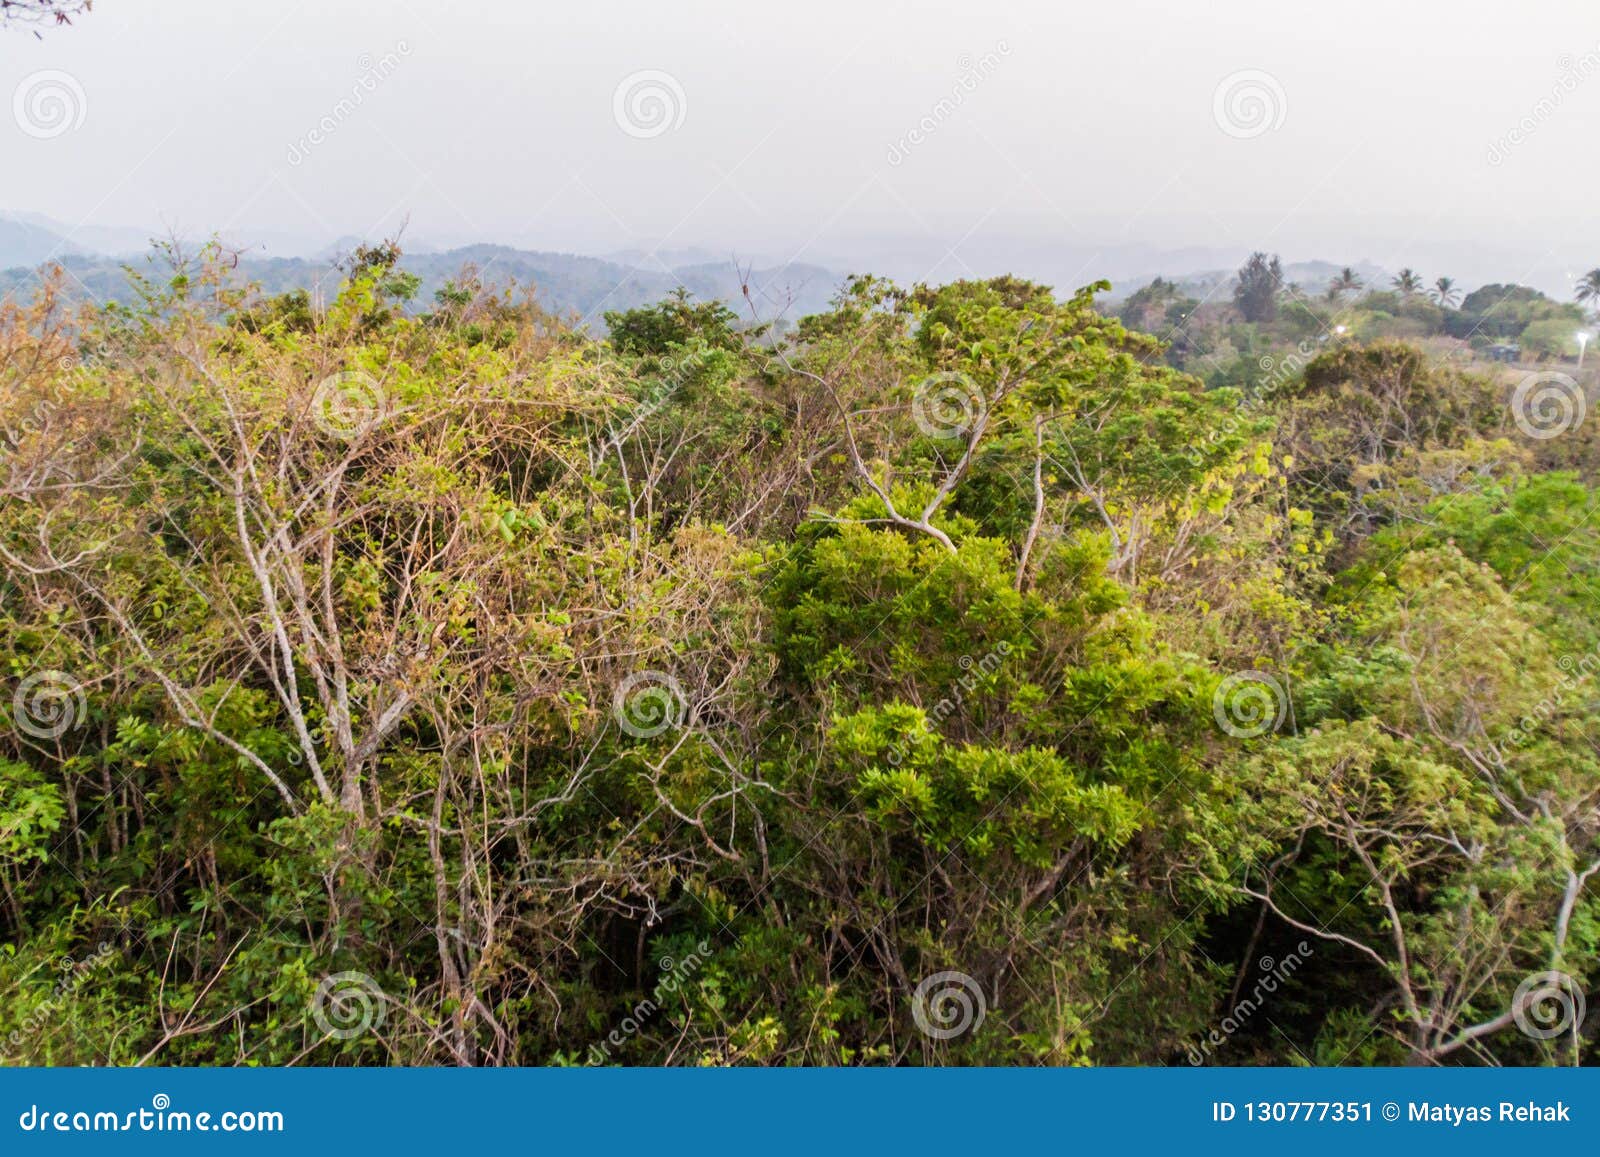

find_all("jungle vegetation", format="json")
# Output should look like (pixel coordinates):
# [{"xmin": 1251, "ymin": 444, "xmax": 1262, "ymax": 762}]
[{"xmin": 0, "ymin": 246, "xmax": 1596, "ymax": 1066}]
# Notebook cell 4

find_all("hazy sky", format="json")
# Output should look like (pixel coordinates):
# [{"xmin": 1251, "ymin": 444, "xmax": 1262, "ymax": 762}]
[{"xmin": 4, "ymin": 0, "xmax": 1600, "ymax": 292}]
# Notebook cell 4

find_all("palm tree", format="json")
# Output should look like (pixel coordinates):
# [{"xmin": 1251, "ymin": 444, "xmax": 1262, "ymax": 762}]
[
  {"xmin": 1576, "ymin": 269, "xmax": 1600, "ymax": 312},
  {"xmin": 1430, "ymin": 276, "xmax": 1460, "ymax": 308},
  {"xmin": 1330, "ymin": 267, "xmax": 1363, "ymax": 301},
  {"xmin": 1392, "ymin": 268, "xmax": 1424, "ymax": 297}
]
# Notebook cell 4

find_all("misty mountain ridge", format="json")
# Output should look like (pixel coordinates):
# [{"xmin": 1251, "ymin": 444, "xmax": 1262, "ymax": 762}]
[
  {"xmin": 0, "ymin": 210, "xmax": 1563, "ymax": 325},
  {"xmin": 0, "ymin": 213, "xmax": 840, "ymax": 327}
]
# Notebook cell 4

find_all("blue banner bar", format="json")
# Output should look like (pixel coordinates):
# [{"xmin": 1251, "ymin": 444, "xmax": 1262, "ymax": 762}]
[{"xmin": 1, "ymin": 1069, "xmax": 1595, "ymax": 1154}]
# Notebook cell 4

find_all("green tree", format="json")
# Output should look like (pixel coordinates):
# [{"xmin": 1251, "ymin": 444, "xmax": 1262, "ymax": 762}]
[
  {"xmin": 1248, "ymin": 544, "xmax": 1599, "ymax": 1063},
  {"xmin": 1233, "ymin": 252, "xmax": 1283, "ymax": 323},
  {"xmin": 1520, "ymin": 317, "xmax": 1582, "ymax": 360},
  {"xmin": 1576, "ymin": 269, "xmax": 1600, "ymax": 313},
  {"xmin": 1331, "ymin": 267, "xmax": 1364, "ymax": 300},
  {"xmin": 1391, "ymin": 268, "xmax": 1424, "ymax": 296}
]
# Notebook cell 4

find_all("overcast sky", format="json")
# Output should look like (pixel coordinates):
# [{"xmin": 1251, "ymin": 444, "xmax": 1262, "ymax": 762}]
[{"xmin": 4, "ymin": 0, "xmax": 1600, "ymax": 292}]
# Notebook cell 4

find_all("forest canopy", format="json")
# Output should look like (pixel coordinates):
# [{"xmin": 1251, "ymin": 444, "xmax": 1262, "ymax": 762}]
[{"xmin": 0, "ymin": 251, "xmax": 1596, "ymax": 1066}]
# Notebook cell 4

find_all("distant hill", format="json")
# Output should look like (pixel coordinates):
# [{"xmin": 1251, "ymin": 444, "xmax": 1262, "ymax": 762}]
[
  {"xmin": 1107, "ymin": 259, "xmax": 1393, "ymax": 303},
  {"xmin": 0, "ymin": 214, "xmax": 96, "ymax": 268},
  {"xmin": 0, "ymin": 241, "xmax": 843, "ymax": 330},
  {"xmin": 0, "ymin": 209, "xmax": 1480, "ymax": 327}
]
